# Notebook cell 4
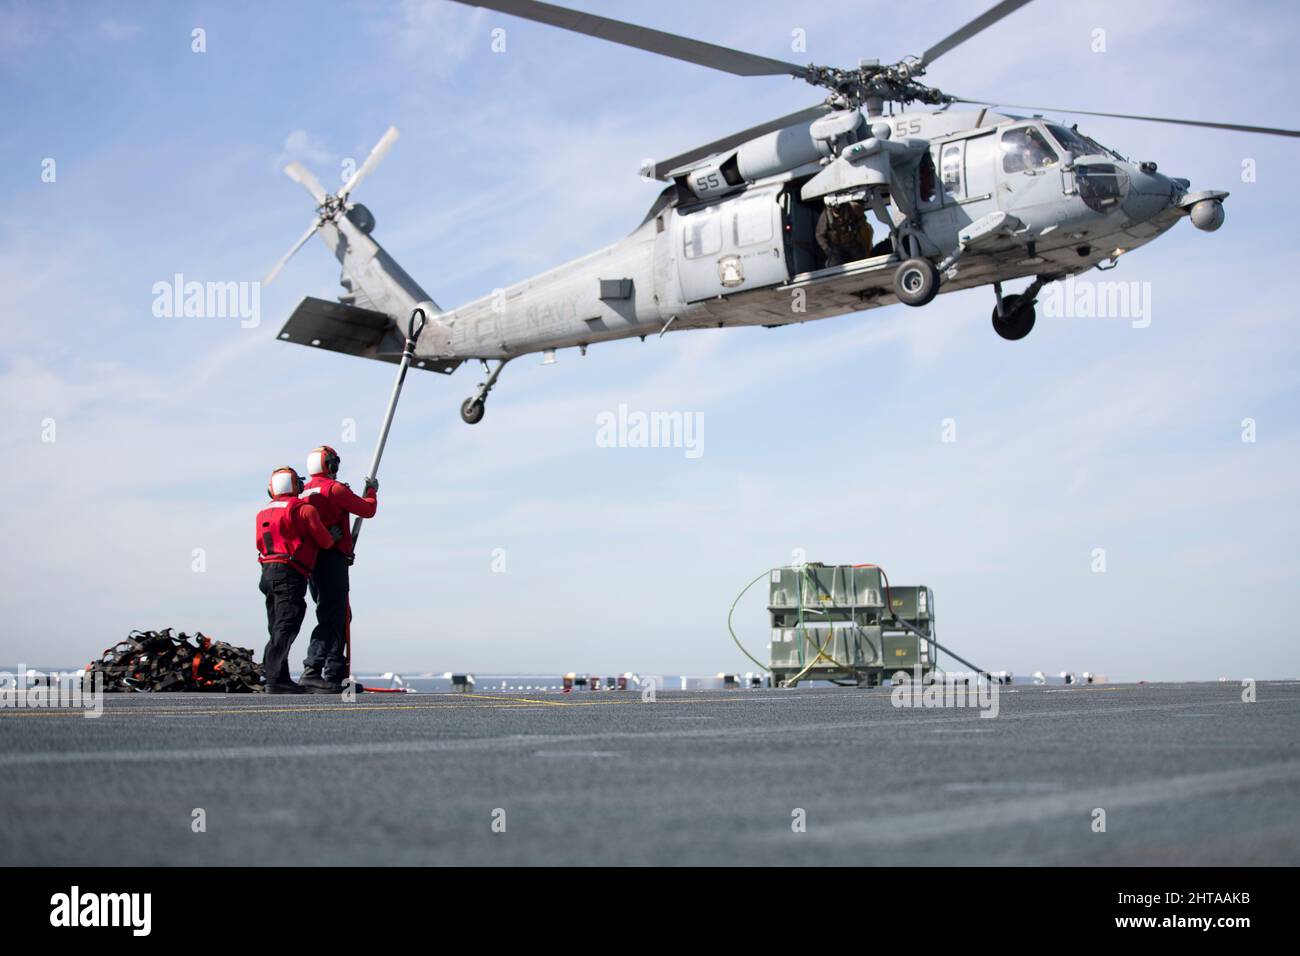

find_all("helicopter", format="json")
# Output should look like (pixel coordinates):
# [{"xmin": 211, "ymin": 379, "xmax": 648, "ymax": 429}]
[{"xmin": 264, "ymin": 0, "xmax": 1298, "ymax": 425}]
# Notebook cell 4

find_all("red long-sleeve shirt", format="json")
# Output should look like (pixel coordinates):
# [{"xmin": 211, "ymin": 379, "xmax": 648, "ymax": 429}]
[
  {"xmin": 296, "ymin": 502, "xmax": 336, "ymax": 549},
  {"xmin": 256, "ymin": 495, "xmax": 335, "ymax": 576},
  {"xmin": 301, "ymin": 476, "xmax": 377, "ymax": 557}
]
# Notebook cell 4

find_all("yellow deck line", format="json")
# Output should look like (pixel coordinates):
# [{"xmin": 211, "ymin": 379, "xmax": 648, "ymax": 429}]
[{"xmin": 0, "ymin": 691, "xmax": 786, "ymax": 719}]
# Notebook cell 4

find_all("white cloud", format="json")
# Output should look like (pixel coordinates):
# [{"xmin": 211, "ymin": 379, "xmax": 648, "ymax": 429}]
[
  {"xmin": 361, "ymin": 0, "xmax": 486, "ymax": 76},
  {"xmin": 275, "ymin": 129, "xmax": 337, "ymax": 172},
  {"xmin": 98, "ymin": 19, "xmax": 141, "ymax": 42}
]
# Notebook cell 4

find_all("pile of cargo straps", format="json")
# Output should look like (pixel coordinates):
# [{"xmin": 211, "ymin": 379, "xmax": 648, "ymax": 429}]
[{"xmin": 86, "ymin": 629, "xmax": 265, "ymax": 693}]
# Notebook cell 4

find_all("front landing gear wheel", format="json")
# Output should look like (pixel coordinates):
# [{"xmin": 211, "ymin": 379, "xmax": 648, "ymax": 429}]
[
  {"xmin": 992, "ymin": 294, "xmax": 1036, "ymax": 340},
  {"xmin": 893, "ymin": 257, "xmax": 940, "ymax": 307},
  {"xmin": 460, "ymin": 398, "xmax": 485, "ymax": 425}
]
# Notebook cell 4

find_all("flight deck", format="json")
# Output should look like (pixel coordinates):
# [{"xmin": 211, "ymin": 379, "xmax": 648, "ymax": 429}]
[{"xmin": 2, "ymin": 681, "xmax": 1296, "ymax": 866}]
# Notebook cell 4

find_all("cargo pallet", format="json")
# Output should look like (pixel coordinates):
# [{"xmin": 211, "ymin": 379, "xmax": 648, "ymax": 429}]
[{"xmin": 767, "ymin": 563, "xmax": 937, "ymax": 687}]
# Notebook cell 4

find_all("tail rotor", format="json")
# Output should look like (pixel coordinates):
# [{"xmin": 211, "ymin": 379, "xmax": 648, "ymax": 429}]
[{"xmin": 262, "ymin": 126, "xmax": 400, "ymax": 286}]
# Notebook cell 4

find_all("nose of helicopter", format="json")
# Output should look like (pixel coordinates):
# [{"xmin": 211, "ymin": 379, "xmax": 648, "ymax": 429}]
[
  {"xmin": 1120, "ymin": 162, "xmax": 1178, "ymax": 221},
  {"xmin": 1121, "ymin": 162, "xmax": 1230, "ymax": 232}
]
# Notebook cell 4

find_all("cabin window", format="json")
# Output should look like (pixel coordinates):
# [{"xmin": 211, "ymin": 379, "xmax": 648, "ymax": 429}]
[
  {"xmin": 917, "ymin": 151, "xmax": 938, "ymax": 204},
  {"xmin": 733, "ymin": 195, "xmax": 773, "ymax": 247},
  {"xmin": 1000, "ymin": 126, "xmax": 1058, "ymax": 174},
  {"xmin": 682, "ymin": 206, "xmax": 722, "ymax": 259},
  {"xmin": 941, "ymin": 143, "xmax": 963, "ymax": 194}
]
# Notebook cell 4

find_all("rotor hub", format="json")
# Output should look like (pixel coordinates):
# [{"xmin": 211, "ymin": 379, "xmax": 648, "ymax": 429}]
[
  {"xmin": 802, "ymin": 60, "xmax": 952, "ymax": 110},
  {"xmin": 317, "ymin": 194, "xmax": 347, "ymax": 221}
]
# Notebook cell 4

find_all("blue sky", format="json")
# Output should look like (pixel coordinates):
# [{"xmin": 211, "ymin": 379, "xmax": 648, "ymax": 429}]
[{"xmin": 2, "ymin": 0, "xmax": 1298, "ymax": 681}]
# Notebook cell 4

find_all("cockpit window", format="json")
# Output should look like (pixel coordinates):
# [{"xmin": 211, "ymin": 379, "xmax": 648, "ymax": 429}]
[
  {"xmin": 1046, "ymin": 124, "xmax": 1113, "ymax": 160},
  {"xmin": 1000, "ymin": 126, "xmax": 1058, "ymax": 174}
]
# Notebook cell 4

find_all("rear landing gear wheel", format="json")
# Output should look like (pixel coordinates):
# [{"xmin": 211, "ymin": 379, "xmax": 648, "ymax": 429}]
[
  {"xmin": 460, "ymin": 398, "xmax": 485, "ymax": 425},
  {"xmin": 992, "ymin": 294, "xmax": 1036, "ymax": 340},
  {"xmin": 894, "ymin": 257, "xmax": 940, "ymax": 307},
  {"xmin": 460, "ymin": 358, "xmax": 509, "ymax": 425}
]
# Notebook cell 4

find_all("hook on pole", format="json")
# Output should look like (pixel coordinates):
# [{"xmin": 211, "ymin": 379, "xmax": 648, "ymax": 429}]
[{"xmin": 408, "ymin": 307, "xmax": 427, "ymax": 344}]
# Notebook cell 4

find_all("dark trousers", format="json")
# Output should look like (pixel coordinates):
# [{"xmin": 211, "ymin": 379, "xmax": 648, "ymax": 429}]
[
  {"xmin": 259, "ymin": 563, "xmax": 308, "ymax": 687},
  {"xmin": 304, "ymin": 548, "xmax": 350, "ymax": 681}
]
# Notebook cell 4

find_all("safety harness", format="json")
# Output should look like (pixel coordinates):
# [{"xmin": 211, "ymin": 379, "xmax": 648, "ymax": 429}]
[{"xmin": 85, "ymin": 629, "xmax": 265, "ymax": 693}]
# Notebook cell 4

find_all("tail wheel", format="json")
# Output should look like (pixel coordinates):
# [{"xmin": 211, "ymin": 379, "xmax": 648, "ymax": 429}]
[
  {"xmin": 893, "ymin": 257, "xmax": 940, "ymax": 307},
  {"xmin": 460, "ymin": 398, "xmax": 486, "ymax": 425},
  {"xmin": 992, "ymin": 294, "xmax": 1037, "ymax": 340}
]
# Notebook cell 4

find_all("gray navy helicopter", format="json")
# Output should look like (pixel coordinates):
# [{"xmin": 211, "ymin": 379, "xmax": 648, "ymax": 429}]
[{"xmin": 264, "ymin": 0, "xmax": 1298, "ymax": 424}]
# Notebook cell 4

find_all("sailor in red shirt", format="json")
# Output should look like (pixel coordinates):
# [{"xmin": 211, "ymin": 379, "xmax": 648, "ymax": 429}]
[
  {"xmin": 256, "ymin": 467, "xmax": 336, "ymax": 694},
  {"xmin": 298, "ymin": 445, "xmax": 377, "ymax": 691}
]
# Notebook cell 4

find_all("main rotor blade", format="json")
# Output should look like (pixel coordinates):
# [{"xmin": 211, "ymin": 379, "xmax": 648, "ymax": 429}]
[
  {"xmin": 647, "ymin": 103, "xmax": 832, "ymax": 180},
  {"xmin": 262, "ymin": 220, "xmax": 321, "ymax": 286},
  {"xmin": 920, "ymin": 0, "xmax": 1035, "ymax": 67},
  {"xmin": 953, "ymin": 99, "xmax": 1300, "ymax": 138},
  {"xmin": 448, "ymin": 0, "xmax": 810, "ymax": 78},
  {"xmin": 284, "ymin": 161, "xmax": 328, "ymax": 204},
  {"xmin": 339, "ymin": 125, "xmax": 400, "ymax": 201}
]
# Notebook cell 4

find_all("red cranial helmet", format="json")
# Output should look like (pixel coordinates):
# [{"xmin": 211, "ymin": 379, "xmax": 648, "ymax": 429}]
[
  {"xmin": 307, "ymin": 445, "xmax": 340, "ymax": 478},
  {"xmin": 267, "ymin": 466, "xmax": 303, "ymax": 499}
]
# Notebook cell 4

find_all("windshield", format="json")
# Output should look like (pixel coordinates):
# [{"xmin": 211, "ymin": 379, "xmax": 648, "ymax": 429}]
[
  {"xmin": 1046, "ymin": 123, "xmax": 1118, "ymax": 160},
  {"xmin": 1000, "ymin": 126, "xmax": 1058, "ymax": 174}
]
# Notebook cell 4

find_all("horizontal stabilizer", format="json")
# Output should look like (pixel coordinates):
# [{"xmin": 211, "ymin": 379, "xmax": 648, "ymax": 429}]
[{"xmin": 277, "ymin": 297, "xmax": 459, "ymax": 374}]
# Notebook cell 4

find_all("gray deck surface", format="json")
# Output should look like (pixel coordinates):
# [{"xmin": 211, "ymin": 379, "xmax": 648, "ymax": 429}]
[{"xmin": 1, "ymin": 681, "xmax": 1297, "ymax": 865}]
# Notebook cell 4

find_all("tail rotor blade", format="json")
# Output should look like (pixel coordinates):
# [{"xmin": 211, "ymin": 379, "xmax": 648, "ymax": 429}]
[
  {"xmin": 262, "ymin": 220, "xmax": 321, "ymax": 286},
  {"xmin": 284, "ymin": 161, "xmax": 328, "ymax": 204},
  {"xmin": 339, "ymin": 125, "xmax": 400, "ymax": 201}
]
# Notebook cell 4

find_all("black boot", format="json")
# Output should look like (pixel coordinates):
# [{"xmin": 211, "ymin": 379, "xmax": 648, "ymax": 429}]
[
  {"xmin": 266, "ymin": 681, "xmax": 308, "ymax": 695},
  {"xmin": 299, "ymin": 670, "xmax": 345, "ymax": 693}
]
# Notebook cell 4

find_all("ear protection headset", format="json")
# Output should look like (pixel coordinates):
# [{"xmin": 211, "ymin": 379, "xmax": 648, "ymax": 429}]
[
  {"xmin": 267, "ymin": 467, "xmax": 304, "ymax": 499},
  {"xmin": 307, "ymin": 445, "xmax": 341, "ymax": 478}
]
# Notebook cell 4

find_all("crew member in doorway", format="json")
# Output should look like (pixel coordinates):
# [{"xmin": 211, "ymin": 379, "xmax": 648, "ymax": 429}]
[
  {"xmin": 299, "ymin": 445, "xmax": 378, "ymax": 693},
  {"xmin": 255, "ymin": 467, "xmax": 336, "ymax": 694},
  {"xmin": 816, "ymin": 199, "xmax": 874, "ymax": 267}
]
